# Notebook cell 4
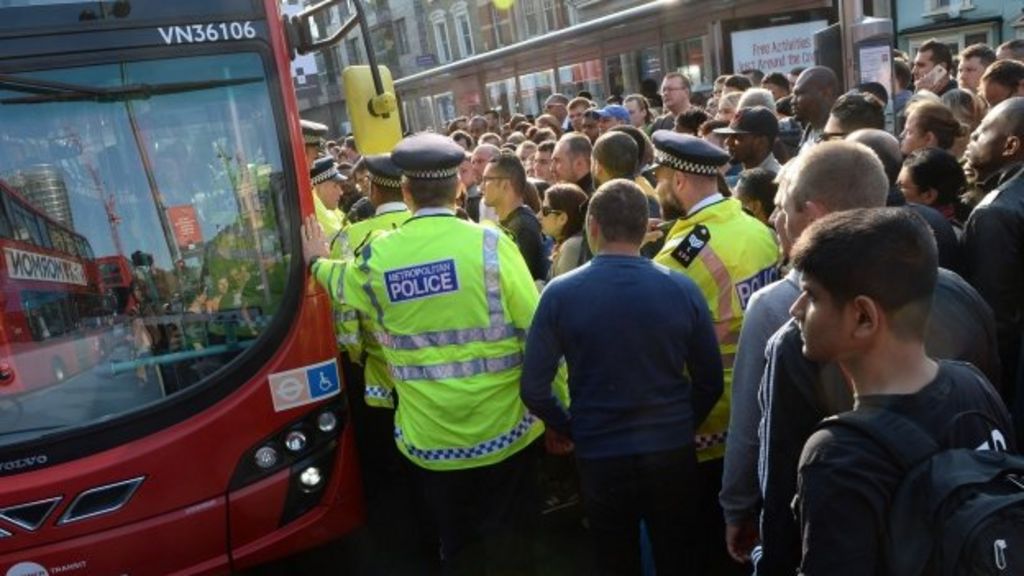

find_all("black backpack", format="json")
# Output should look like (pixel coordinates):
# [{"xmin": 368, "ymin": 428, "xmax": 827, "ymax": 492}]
[{"xmin": 818, "ymin": 409, "xmax": 1024, "ymax": 576}]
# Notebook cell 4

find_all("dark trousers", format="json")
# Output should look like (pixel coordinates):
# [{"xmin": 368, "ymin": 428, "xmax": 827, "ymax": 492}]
[
  {"xmin": 695, "ymin": 457, "xmax": 749, "ymax": 576},
  {"xmin": 416, "ymin": 441, "xmax": 541, "ymax": 576},
  {"xmin": 576, "ymin": 445, "xmax": 699, "ymax": 576}
]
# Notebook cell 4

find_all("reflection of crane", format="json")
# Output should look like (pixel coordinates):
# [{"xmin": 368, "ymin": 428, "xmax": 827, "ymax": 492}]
[
  {"xmin": 84, "ymin": 161, "xmax": 125, "ymax": 258},
  {"xmin": 103, "ymin": 191, "xmax": 124, "ymax": 257},
  {"xmin": 61, "ymin": 126, "xmax": 125, "ymax": 257}
]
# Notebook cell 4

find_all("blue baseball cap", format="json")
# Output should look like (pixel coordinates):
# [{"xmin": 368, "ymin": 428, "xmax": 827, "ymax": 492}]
[{"xmin": 595, "ymin": 104, "xmax": 631, "ymax": 123}]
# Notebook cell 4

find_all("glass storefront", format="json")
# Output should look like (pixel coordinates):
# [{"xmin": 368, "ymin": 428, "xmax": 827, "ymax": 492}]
[
  {"xmin": 557, "ymin": 60, "xmax": 604, "ymax": 101},
  {"xmin": 665, "ymin": 36, "xmax": 712, "ymax": 89},
  {"xmin": 517, "ymin": 69, "xmax": 555, "ymax": 117}
]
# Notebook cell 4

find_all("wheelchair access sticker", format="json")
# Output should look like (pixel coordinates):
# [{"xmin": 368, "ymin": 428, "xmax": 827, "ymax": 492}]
[{"xmin": 268, "ymin": 359, "xmax": 341, "ymax": 412}]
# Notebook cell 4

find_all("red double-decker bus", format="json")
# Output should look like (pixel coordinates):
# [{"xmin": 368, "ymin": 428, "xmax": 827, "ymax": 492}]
[
  {"xmin": 0, "ymin": 178, "xmax": 108, "ymax": 396},
  {"xmin": 97, "ymin": 255, "xmax": 135, "ymax": 314},
  {"xmin": 0, "ymin": 0, "xmax": 368, "ymax": 572}
]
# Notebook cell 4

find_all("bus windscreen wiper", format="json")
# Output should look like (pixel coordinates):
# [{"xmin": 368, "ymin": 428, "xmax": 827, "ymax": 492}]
[
  {"xmin": 0, "ymin": 75, "xmax": 262, "ymax": 104},
  {"xmin": 0, "ymin": 73, "xmax": 106, "ymax": 98}
]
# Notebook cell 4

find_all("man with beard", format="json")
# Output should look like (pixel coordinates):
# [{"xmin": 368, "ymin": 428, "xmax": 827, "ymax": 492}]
[
  {"xmin": 713, "ymin": 106, "xmax": 781, "ymax": 174},
  {"xmin": 652, "ymin": 131, "xmax": 779, "ymax": 575},
  {"xmin": 552, "ymin": 133, "xmax": 595, "ymax": 194}
]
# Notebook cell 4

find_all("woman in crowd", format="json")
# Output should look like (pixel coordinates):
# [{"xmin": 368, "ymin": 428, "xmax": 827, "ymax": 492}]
[
  {"xmin": 897, "ymin": 147, "xmax": 969, "ymax": 234},
  {"xmin": 624, "ymin": 94, "xmax": 653, "ymax": 132},
  {"xmin": 540, "ymin": 183, "xmax": 590, "ymax": 280},
  {"xmin": 941, "ymin": 88, "xmax": 988, "ymax": 158},
  {"xmin": 900, "ymin": 99, "xmax": 967, "ymax": 156}
]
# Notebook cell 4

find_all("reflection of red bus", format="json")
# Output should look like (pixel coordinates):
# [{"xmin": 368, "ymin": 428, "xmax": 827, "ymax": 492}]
[
  {"xmin": 0, "ymin": 179, "xmax": 106, "ymax": 395},
  {"xmin": 0, "ymin": 0, "xmax": 366, "ymax": 573},
  {"xmin": 97, "ymin": 254, "xmax": 135, "ymax": 313}
]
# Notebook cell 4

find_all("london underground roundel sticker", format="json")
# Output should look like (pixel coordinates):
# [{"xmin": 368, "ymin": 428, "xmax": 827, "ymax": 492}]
[{"xmin": 6, "ymin": 562, "xmax": 49, "ymax": 576}]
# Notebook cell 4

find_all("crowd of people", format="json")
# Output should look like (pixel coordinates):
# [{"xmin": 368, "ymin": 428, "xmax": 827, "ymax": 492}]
[{"xmin": 297, "ymin": 37, "xmax": 1024, "ymax": 576}]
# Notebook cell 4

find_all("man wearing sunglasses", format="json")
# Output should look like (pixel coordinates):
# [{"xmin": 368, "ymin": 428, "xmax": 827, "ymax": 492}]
[{"xmin": 483, "ymin": 151, "xmax": 547, "ymax": 280}]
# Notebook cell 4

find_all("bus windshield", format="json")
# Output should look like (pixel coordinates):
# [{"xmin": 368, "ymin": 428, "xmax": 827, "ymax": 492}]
[{"xmin": 0, "ymin": 52, "xmax": 293, "ymax": 446}]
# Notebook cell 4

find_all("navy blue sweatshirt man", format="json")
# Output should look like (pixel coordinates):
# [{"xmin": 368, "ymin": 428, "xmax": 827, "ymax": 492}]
[{"xmin": 520, "ymin": 179, "xmax": 723, "ymax": 576}]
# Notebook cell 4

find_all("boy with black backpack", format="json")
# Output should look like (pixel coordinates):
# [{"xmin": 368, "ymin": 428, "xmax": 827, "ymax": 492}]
[{"xmin": 788, "ymin": 208, "xmax": 1021, "ymax": 575}]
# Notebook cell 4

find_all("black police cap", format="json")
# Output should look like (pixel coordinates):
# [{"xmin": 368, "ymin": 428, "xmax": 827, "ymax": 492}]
[
  {"xmin": 363, "ymin": 154, "xmax": 402, "ymax": 189},
  {"xmin": 310, "ymin": 156, "xmax": 346, "ymax": 185},
  {"xmin": 301, "ymin": 119, "xmax": 329, "ymax": 145},
  {"xmin": 391, "ymin": 133, "xmax": 465, "ymax": 180},
  {"xmin": 651, "ymin": 130, "xmax": 730, "ymax": 176}
]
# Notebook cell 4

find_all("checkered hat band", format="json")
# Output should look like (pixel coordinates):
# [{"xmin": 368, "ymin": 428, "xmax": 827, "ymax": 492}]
[
  {"xmin": 656, "ymin": 150, "xmax": 719, "ymax": 176},
  {"xmin": 303, "ymin": 134, "xmax": 322, "ymax": 145},
  {"xmin": 403, "ymin": 167, "xmax": 459, "ymax": 180},
  {"xmin": 370, "ymin": 174, "xmax": 402, "ymax": 188},
  {"xmin": 311, "ymin": 168, "xmax": 338, "ymax": 186}
]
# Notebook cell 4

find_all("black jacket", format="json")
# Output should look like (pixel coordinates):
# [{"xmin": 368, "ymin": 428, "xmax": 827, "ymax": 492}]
[
  {"xmin": 754, "ymin": 269, "xmax": 1000, "ymax": 576},
  {"xmin": 963, "ymin": 163, "xmax": 1024, "ymax": 410}
]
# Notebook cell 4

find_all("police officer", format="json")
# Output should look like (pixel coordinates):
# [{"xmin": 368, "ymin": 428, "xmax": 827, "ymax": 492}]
[
  {"xmin": 310, "ymin": 157, "xmax": 346, "ymax": 244},
  {"xmin": 328, "ymin": 154, "xmax": 412, "ymax": 495},
  {"xmin": 303, "ymin": 133, "xmax": 557, "ymax": 575},
  {"xmin": 651, "ymin": 131, "xmax": 779, "ymax": 576},
  {"xmin": 331, "ymin": 153, "xmax": 411, "ymax": 262},
  {"xmin": 301, "ymin": 118, "xmax": 329, "ymax": 169}
]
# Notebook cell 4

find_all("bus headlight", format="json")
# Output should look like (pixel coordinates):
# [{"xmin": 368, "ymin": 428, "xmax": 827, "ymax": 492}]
[
  {"xmin": 254, "ymin": 446, "xmax": 279, "ymax": 469},
  {"xmin": 316, "ymin": 411, "xmax": 337, "ymax": 433},
  {"xmin": 299, "ymin": 466, "xmax": 322, "ymax": 488},
  {"xmin": 284, "ymin": 430, "xmax": 307, "ymax": 452}
]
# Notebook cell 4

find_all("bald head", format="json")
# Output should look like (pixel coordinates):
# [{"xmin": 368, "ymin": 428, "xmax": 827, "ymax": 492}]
[
  {"xmin": 782, "ymin": 141, "xmax": 889, "ymax": 211},
  {"xmin": 965, "ymin": 97, "xmax": 1024, "ymax": 181},
  {"xmin": 793, "ymin": 66, "xmax": 839, "ymax": 127},
  {"xmin": 796, "ymin": 66, "xmax": 839, "ymax": 93},
  {"xmin": 1002, "ymin": 97, "xmax": 1024, "ymax": 136},
  {"xmin": 846, "ymin": 128, "xmax": 903, "ymax": 188}
]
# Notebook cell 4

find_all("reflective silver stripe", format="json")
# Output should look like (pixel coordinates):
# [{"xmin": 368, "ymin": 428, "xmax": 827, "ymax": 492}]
[
  {"xmin": 391, "ymin": 352, "xmax": 522, "ymax": 381},
  {"xmin": 360, "ymin": 248, "xmax": 386, "ymax": 328},
  {"xmin": 395, "ymin": 412, "xmax": 536, "ymax": 462},
  {"xmin": 336, "ymin": 333, "xmax": 360, "ymax": 346},
  {"xmin": 334, "ymin": 309, "xmax": 359, "ymax": 323},
  {"xmin": 482, "ymin": 227, "xmax": 504, "ymax": 326},
  {"xmin": 330, "ymin": 229, "xmax": 347, "ymax": 255},
  {"xmin": 327, "ymin": 261, "xmax": 342, "ymax": 302},
  {"xmin": 377, "ymin": 324, "xmax": 522, "ymax": 350}
]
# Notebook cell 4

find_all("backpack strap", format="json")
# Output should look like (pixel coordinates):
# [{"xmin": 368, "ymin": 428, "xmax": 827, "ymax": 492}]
[{"xmin": 818, "ymin": 408, "xmax": 939, "ymax": 472}]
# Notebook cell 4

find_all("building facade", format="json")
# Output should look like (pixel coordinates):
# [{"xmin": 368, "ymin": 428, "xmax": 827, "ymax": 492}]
[
  {"xmin": 283, "ymin": 0, "xmax": 585, "ymax": 135},
  {"xmin": 394, "ymin": 0, "xmax": 837, "ymax": 131},
  {"xmin": 897, "ymin": 0, "xmax": 1024, "ymax": 56}
]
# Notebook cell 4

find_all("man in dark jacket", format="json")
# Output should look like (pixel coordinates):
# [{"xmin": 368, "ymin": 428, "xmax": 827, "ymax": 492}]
[
  {"xmin": 754, "ymin": 267, "xmax": 1001, "ymax": 575},
  {"xmin": 963, "ymin": 96, "xmax": 1024, "ymax": 444}
]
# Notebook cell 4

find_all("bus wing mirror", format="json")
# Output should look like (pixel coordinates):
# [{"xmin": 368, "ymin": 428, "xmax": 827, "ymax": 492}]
[
  {"xmin": 284, "ymin": 0, "xmax": 399, "ymax": 128},
  {"xmin": 285, "ymin": 0, "xmax": 360, "ymax": 57}
]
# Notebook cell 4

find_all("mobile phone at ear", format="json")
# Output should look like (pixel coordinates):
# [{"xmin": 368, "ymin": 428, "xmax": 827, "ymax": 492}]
[{"xmin": 922, "ymin": 65, "xmax": 947, "ymax": 88}]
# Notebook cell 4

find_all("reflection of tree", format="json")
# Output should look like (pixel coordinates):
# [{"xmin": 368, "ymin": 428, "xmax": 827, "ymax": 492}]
[{"xmin": 212, "ymin": 146, "xmax": 289, "ymax": 309}]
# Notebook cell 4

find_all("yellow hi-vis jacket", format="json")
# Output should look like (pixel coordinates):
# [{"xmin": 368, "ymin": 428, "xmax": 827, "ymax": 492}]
[
  {"xmin": 313, "ymin": 211, "xmax": 565, "ymax": 471},
  {"xmin": 313, "ymin": 192, "xmax": 345, "ymax": 241},
  {"xmin": 327, "ymin": 203, "xmax": 412, "ymax": 408},
  {"xmin": 655, "ymin": 197, "xmax": 779, "ymax": 462}
]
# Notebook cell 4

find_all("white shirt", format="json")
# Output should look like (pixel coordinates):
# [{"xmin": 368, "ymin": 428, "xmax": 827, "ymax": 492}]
[
  {"xmin": 687, "ymin": 192, "xmax": 725, "ymax": 217},
  {"xmin": 414, "ymin": 207, "xmax": 455, "ymax": 217},
  {"xmin": 376, "ymin": 201, "xmax": 408, "ymax": 216}
]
